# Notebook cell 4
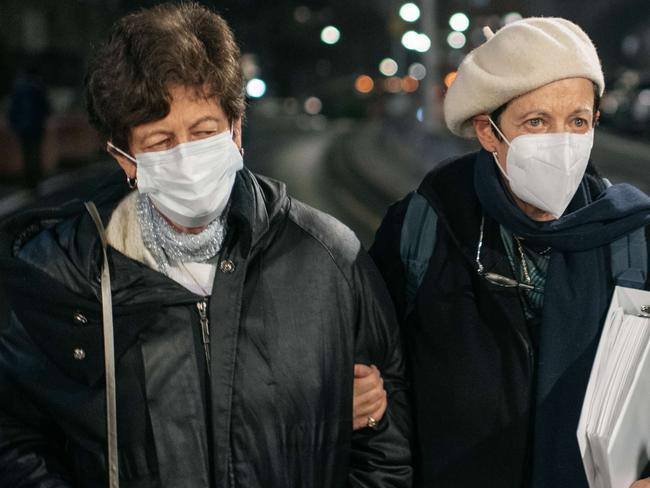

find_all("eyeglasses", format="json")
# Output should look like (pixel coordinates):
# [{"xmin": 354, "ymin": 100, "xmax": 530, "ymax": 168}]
[{"xmin": 475, "ymin": 216, "xmax": 536, "ymax": 291}]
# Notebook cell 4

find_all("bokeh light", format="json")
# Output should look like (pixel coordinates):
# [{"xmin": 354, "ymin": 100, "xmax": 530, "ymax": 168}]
[
  {"xmin": 449, "ymin": 13, "xmax": 470, "ymax": 32},
  {"xmin": 304, "ymin": 96, "xmax": 323, "ymax": 115},
  {"xmin": 321, "ymin": 26, "xmax": 341, "ymax": 45},
  {"xmin": 444, "ymin": 71, "xmax": 458, "ymax": 88},
  {"xmin": 246, "ymin": 78, "xmax": 267, "ymax": 98},
  {"xmin": 355, "ymin": 75, "xmax": 375, "ymax": 94},
  {"xmin": 399, "ymin": 3, "xmax": 421, "ymax": 23},
  {"xmin": 401, "ymin": 76, "xmax": 419, "ymax": 93},
  {"xmin": 503, "ymin": 12, "xmax": 523, "ymax": 24},
  {"xmin": 408, "ymin": 62, "xmax": 427, "ymax": 81},
  {"xmin": 383, "ymin": 77, "xmax": 402, "ymax": 93},
  {"xmin": 293, "ymin": 6, "xmax": 311, "ymax": 24},
  {"xmin": 447, "ymin": 32, "xmax": 467, "ymax": 50},
  {"xmin": 379, "ymin": 58, "xmax": 399, "ymax": 77},
  {"xmin": 401, "ymin": 30, "xmax": 420, "ymax": 50},
  {"xmin": 414, "ymin": 33, "xmax": 432, "ymax": 52},
  {"xmin": 401, "ymin": 31, "xmax": 431, "ymax": 52}
]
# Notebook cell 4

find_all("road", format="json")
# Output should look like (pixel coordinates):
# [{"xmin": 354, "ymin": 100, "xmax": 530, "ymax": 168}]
[{"xmin": 244, "ymin": 112, "xmax": 650, "ymax": 246}]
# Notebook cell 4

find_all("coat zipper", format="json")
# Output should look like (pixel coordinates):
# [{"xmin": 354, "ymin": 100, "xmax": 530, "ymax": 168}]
[{"xmin": 196, "ymin": 299, "xmax": 211, "ymax": 376}]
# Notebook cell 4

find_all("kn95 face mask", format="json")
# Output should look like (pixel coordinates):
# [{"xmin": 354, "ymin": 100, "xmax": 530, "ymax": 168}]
[{"xmin": 488, "ymin": 118, "xmax": 594, "ymax": 218}]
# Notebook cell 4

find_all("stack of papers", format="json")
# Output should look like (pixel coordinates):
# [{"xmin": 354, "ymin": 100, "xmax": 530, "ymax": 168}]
[{"xmin": 578, "ymin": 286, "xmax": 650, "ymax": 488}]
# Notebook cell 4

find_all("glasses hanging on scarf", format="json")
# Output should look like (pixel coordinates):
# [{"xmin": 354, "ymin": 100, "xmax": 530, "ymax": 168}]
[{"xmin": 475, "ymin": 215, "xmax": 539, "ymax": 291}]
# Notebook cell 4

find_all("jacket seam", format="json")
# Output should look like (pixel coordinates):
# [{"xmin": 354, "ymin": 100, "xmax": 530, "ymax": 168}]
[{"xmin": 285, "ymin": 215, "xmax": 356, "ymax": 297}]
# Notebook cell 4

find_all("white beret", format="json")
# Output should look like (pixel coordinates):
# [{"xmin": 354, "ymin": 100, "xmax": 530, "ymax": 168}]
[{"xmin": 444, "ymin": 17, "xmax": 605, "ymax": 138}]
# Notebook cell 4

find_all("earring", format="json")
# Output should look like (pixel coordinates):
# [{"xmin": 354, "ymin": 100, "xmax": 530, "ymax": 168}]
[
  {"xmin": 240, "ymin": 147, "xmax": 245, "ymax": 157},
  {"xmin": 126, "ymin": 176, "xmax": 138, "ymax": 189}
]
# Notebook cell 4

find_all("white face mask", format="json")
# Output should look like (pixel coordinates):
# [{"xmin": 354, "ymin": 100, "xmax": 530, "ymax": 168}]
[
  {"xmin": 108, "ymin": 130, "xmax": 243, "ymax": 228},
  {"xmin": 488, "ymin": 118, "xmax": 595, "ymax": 218}
]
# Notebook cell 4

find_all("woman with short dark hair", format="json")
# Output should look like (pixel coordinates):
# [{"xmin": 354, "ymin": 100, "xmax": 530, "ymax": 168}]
[{"xmin": 0, "ymin": 3, "xmax": 410, "ymax": 487}]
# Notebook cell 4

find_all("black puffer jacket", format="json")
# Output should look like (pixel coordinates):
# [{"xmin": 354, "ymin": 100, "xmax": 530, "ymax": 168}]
[{"xmin": 0, "ymin": 169, "xmax": 412, "ymax": 488}]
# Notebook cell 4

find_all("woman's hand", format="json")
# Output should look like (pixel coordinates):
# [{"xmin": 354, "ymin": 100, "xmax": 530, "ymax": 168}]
[{"xmin": 352, "ymin": 364, "xmax": 387, "ymax": 431}]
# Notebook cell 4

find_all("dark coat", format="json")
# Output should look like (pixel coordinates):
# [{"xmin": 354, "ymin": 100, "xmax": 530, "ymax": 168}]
[
  {"xmin": 369, "ymin": 152, "xmax": 650, "ymax": 488},
  {"xmin": 0, "ymin": 170, "xmax": 412, "ymax": 488}
]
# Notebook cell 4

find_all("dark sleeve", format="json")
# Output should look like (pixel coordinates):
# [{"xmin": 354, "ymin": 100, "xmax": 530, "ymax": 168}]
[
  {"xmin": 368, "ymin": 194, "xmax": 413, "ymax": 322},
  {"xmin": 348, "ymin": 249, "xmax": 412, "ymax": 488},
  {"xmin": 0, "ymin": 316, "xmax": 73, "ymax": 487}
]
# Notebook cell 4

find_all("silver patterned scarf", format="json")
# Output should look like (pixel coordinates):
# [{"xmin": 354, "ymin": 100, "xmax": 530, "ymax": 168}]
[{"xmin": 136, "ymin": 193, "xmax": 227, "ymax": 274}]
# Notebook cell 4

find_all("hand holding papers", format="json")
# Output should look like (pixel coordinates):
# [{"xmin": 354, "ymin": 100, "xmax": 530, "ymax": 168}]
[{"xmin": 578, "ymin": 287, "xmax": 650, "ymax": 488}]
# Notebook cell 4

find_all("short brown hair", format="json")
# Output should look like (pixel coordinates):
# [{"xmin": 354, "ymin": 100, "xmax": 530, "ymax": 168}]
[{"xmin": 84, "ymin": 2, "xmax": 245, "ymax": 150}]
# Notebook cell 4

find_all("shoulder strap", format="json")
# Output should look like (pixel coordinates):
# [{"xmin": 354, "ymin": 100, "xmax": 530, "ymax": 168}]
[
  {"xmin": 610, "ymin": 226, "xmax": 648, "ymax": 290},
  {"xmin": 84, "ymin": 201, "xmax": 119, "ymax": 488},
  {"xmin": 601, "ymin": 178, "xmax": 648, "ymax": 290},
  {"xmin": 400, "ymin": 192, "xmax": 438, "ymax": 316}
]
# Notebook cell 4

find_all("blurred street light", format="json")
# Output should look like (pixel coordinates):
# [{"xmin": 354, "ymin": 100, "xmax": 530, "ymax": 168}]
[
  {"xmin": 414, "ymin": 34, "xmax": 432, "ymax": 53},
  {"xmin": 399, "ymin": 3, "xmax": 421, "ymax": 23},
  {"xmin": 401, "ymin": 30, "xmax": 420, "ymax": 50},
  {"xmin": 246, "ymin": 78, "xmax": 267, "ymax": 98},
  {"xmin": 444, "ymin": 71, "xmax": 458, "ymax": 88},
  {"xmin": 241, "ymin": 54, "xmax": 260, "ymax": 80},
  {"xmin": 503, "ymin": 12, "xmax": 523, "ymax": 25},
  {"xmin": 379, "ymin": 58, "xmax": 399, "ymax": 76},
  {"xmin": 447, "ymin": 32, "xmax": 467, "ymax": 50},
  {"xmin": 402, "ymin": 76, "xmax": 419, "ymax": 93},
  {"xmin": 384, "ymin": 77, "xmax": 402, "ymax": 93},
  {"xmin": 355, "ymin": 75, "xmax": 375, "ymax": 94},
  {"xmin": 304, "ymin": 96, "xmax": 323, "ymax": 115},
  {"xmin": 449, "ymin": 13, "xmax": 470, "ymax": 32},
  {"xmin": 408, "ymin": 62, "xmax": 427, "ymax": 80},
  {"xmin": 294, "ymin": 6, "xmax": 312, "ymax": 24},
  {"xmin": 401, "ymin": 31, "xmax": 431, "ymax": 53},
  {"xmin": 320, "ymin": 26, "xmax": 341, "ymax": 45}
]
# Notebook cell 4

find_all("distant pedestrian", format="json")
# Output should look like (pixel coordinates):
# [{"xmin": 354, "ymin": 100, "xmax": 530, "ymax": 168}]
[{"xmin": 8, "ymin": 66, "xmax": 51, "ymax": 188}]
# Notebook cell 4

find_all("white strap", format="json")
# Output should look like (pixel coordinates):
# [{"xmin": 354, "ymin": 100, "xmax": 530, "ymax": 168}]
[{"xmin": 84, "ymin": 201, "xmax": 119, "ymax": 488}]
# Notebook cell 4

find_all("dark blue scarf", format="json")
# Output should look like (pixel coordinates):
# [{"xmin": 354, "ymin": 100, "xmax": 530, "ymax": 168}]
[{"xmin": 474, "ymin": 149, "xmax": 650, "ymax": 487}]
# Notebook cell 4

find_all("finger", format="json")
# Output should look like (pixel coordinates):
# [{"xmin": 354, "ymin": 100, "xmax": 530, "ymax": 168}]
[
  {"xmin": 354, "ymin": 397, "xmax": 385, "ymax": 420},
  {"xmin": 353, "ymin": 394, "xmax": 387, "ymax": 431},
  {"xmin": 353, "ymin": 373, "xmax": 383, "ymax": 397},
  {"xmin": 355, "ymin": 388, "xmax": 387, "ymax": 419},
  {"xmin": 369, "ymin": 391, "xmax": 388, "ymax": 420},
  {"xmin": 354, "ymin": 369, "xmax": 382, "ymax": 392},
  {"xmin": 353, "ymin": 386, "xmax": 386, "ymax": 414},
  {"xmin": 354, "ymin": 363, "xmax": 373, "ymax": 378}
]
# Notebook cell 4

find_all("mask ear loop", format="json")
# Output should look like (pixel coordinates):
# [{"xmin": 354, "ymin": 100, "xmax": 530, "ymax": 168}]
[
  {"xmin": 107, "ymin": 141, "xmax": 137, "ymax": 164},
  {"xmin": 229, "ymin": 123, "xmax": 245, "ymax": 157},
  {"xmin": 487, "ymin": 117, "xmax": 512, "ymax": 147},
  {"xmin": 486, "ymin": 118, "xmax": 513, "ymax": 182},
  {"xmin": 107, "ymin": 142, "xmax": 138, "ymax": 189}
]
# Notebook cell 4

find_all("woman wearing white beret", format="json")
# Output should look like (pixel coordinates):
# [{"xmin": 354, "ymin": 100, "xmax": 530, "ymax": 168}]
[{"xmin": 370, "ymin": 17, "xmax": 650, "ymax": 487}]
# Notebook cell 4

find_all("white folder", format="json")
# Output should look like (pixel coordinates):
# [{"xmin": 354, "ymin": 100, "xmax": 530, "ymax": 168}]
[{"xmin": 577, "ymin": 286, "xmax": 650, "ymax": 488}]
